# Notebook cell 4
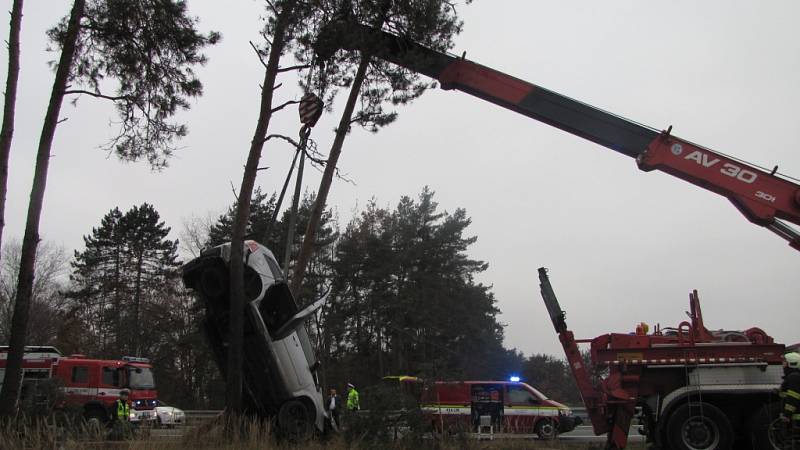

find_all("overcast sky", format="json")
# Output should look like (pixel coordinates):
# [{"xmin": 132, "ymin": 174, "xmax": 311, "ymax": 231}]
[{"xmin": 1, "ymin": 1, "xmax": 798, "ymax": 359}]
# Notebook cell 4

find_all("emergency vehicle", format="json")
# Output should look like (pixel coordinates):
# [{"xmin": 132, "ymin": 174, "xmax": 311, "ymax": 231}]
[
  {"xmin": 0, "ymin": 346, "xmax": 158, "ymax": 423},
  {"xmin": 419, "ymin": 380, "xmax": 581, "ymax": 438}
]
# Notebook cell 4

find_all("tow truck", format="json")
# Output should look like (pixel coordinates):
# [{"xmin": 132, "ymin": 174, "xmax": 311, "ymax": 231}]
[
  {"xmin": 538, "ymin": 268, "xmax": 786, "ymax": 449},
  {"xmin": 312, "ymin": 17, "xmax": 796, "ymax": 449},
  {"xmin": 313, "ymin": 18, "xmax": 800, "ymax": 250}
]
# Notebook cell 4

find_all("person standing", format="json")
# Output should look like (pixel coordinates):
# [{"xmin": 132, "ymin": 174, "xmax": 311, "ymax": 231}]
[
  {"xmin": 109, "ymin": 389, "xmax": 131, "ymax": 439},
  {"xmin": 328, "ymin": 388, "xmax": 341, "ymax": 427},
  {"xmin": 781, "ymin": 352, "xmax": 800, "ymax": 448},
  {"xmin": 346, "ymin": 383, "xmax": 360, "ymax": 411}
]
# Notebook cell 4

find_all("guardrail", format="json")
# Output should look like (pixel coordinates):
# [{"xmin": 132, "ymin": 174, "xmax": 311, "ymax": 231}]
[
  {"xmin": 184, "ymin": 410, "xmax": 222, "ymax": 423},
  {"xmin": 183, "ymin": 407, "xmax": 590, "ymax": 422}
]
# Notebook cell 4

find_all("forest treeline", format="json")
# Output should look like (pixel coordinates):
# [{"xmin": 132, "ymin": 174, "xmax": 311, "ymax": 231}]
[{"xmin": 0, "ymin": 188, "xmax": 582, "ymax": 408}]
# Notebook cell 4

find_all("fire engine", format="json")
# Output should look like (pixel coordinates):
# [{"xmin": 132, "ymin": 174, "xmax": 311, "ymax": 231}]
[
  {"xmin": 0, "ymin": 346, "xmax": 158, "ymax": 423},
  {"xmin": 539, "ymin": 268, "xmax": 786, "ymax": 449}
]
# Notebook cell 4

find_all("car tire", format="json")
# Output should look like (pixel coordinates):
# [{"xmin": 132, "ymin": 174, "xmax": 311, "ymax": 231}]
[
  {"xmin": 535, "ymin": 418, "xmax": 557, "ymax": 440},
  {"xmin": 278, "ymin": 400, "xmax": 314, "ymax": 441},
  {"xmin": 666, "ymin": 402, "xmax": 733, "ymax": 450},
  {"xmin": 200, "ymin": 264, "xmax": 228, "ymax": 301}
]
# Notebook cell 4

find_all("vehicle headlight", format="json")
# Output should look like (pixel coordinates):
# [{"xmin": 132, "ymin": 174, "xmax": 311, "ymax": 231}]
[{"xmin": 129, "ymin": 413, "xmax": 136, "ymax": 419}]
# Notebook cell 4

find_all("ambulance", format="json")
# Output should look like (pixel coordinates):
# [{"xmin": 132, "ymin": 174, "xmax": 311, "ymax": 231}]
[{"xmin": 419, "ymin": 380, "xmax": 581, "ymax": 438}]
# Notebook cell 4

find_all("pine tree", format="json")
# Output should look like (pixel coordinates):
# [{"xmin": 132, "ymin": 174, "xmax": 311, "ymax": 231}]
[
  {"xmin": 120, "ymin": 203, "xmax": 181, "ymax": 356},
  {"xmin": 322, "ymin": 188, "xmax": 505, "ymax": 387},
  {"xmin": 67, "ymin": 204, "xmax": 180, "ymax": 357},
  {"xmin": 0, "ymin": 0, "xmax": 24, "ymax": 257},
  {"xmin": 290, "ymin": 0, "xmax": 472, "ymax": 295},
  {"xmin": 0, "ymin": 0, "xmax": 218, "ymax": 416},
  {"xmin": 68, "ymin": 207, "xmax": 126, "ymax": 356}
]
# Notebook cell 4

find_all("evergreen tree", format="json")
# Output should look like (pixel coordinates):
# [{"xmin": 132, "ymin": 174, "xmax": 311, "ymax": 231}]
[
  {"xmin": 120, "ymin": 203, "xmax": 181, "ymax": 355},
  {"xmin": 68, "ymin": 207, "xmax": 126, "ymax": 356},
  {"xmin": 0, "ymin": 0, "xmax": 218, "ymax": 416},
  {"xmin": 0, "ymin": 0, "xmax": 24, "ymax": 257},
  {"xmin": 67, "ymin": 203, "xmax": 180, "ymax": 357},
  {"xmin": 322, "ymin": 188, "xmax": 506, "ymax": 389},
  {"xmin": 291, "ymin": 0, "xmax": 472, "ymax": 295}
]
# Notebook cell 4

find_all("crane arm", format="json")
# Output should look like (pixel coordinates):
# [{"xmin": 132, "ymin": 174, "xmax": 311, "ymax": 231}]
[{"xmin": 315, "ymin": 21, "xmax": 800, "ymax": 250}]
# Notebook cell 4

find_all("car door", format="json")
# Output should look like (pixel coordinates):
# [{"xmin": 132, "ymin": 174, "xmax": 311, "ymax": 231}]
[{"xmin": 505, "ymin": 384, "xmax": 540, "ymax": 433}]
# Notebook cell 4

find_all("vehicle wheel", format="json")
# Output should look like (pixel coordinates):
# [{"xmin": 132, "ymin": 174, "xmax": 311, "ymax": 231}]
[
  {"xmin": 200, "ymin": 265, "xmax": 228, "ymax": 300},
  {"xmin": 278, "ymin": 400, "xmax": 314, "ymax": 441},
  {"xmin": 666, "ymin": 402, "xmax": 733, "ymax": 450},
  {"xmin": 747, "ymin": 402, "xmax": 785, "ymax": 450},
  {"xmin": 536, "ymin": 418, "xmax": 557, "ymax": 440}
]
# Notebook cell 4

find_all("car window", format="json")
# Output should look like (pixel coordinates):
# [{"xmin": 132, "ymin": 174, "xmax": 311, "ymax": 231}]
[
  {"xmin": 507, "ymin": 385, "xmax": 538, "ymax": 404},
  {"xmin": 102, "ymin": 367, "xmax": 120, "ymax": 386},
  {"xmin": 263, "ymin": 254, "xmax": 284, "ymax": 281},
  {"xmin": 72, "ymin": 366, "xmax": 89, "ymax": 384}
]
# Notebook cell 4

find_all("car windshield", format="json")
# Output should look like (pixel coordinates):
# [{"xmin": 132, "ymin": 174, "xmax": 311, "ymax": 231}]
[{"xmin": 127, "ymin": 366, "xmax": 155, "ymax": 389}]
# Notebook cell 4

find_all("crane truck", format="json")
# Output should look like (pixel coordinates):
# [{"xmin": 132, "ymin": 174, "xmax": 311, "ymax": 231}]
[
  {"xmin": 312, "ymin": 17, "xmax": 796, "ymax": 450},
  {"xmin": 313, "ymin": 18, "xmax": 800, "ymax": 251},
  {"xmin": 538, "ymin": 268, "xmax": 786, "ymax": 449}
]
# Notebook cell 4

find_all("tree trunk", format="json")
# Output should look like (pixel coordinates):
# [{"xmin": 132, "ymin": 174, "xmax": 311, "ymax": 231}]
[
  {"xmin": 0, "ymin": 0, "xmax": 84, "ymax": 418},
  {"xmin": 133, "ymin": 254, "xmax": 143, "ymax": 356},
  {"xmin": 290, "ymin": 56, "xmax": 371, "ymax": 295},
  {"xmin": 226, "ymin": 0, "xmax": 297, "ymax": 414},
  {"xmin": 0, "ymin": 0, "xmax": 24, "ymax": 260},
  {"xmin": 282, "ymin": 150, "xmax": 305, "ymax": 277}
]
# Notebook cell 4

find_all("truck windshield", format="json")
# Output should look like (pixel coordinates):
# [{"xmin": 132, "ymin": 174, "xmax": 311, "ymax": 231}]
[{"xmin": 127, "ymin": 366, "xmax": 155, "ymax": 389}]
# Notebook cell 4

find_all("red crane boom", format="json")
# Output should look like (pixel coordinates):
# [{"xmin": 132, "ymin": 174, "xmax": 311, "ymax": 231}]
[{"xmin": 314, "ymin": 21, "xmax": 800, "ymax": 250}]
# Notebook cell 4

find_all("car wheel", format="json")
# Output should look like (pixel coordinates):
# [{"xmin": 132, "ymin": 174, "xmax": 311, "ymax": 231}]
[
  {"xmin": 278, "ymin": 400, "xmax": 314, "ymax": 441},
  {"xmin": 200, "ymin": 264, "xmax": 228, "ymax": 301},
  {"xmin": 536, "ymin": 418, "xmax": 557, "ymax": 440},
  {"xmin": 666, "ymin": 402, "xmax": 733, "ymax": 450}
]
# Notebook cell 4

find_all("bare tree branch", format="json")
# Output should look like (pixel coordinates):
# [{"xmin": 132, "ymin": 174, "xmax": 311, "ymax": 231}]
[
  {"xmin": 229, "ymin": 181, "xmax": 239, "ymax": 202},
  {"xmin": 63, "ymin": 89, "xmax": 132, "ymax": 102},
  {"xmin": 270, "ymin": 99, "xmax": 300, "ymax": 114},
  {"xmin": 277, "ymin": 64, "xmax": 311, "ymax": 73},
  {"xmin": 249, "ymin": 41, "xmax": 268, "ymax": 70}
]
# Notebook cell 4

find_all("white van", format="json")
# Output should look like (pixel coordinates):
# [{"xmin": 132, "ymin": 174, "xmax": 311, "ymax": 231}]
[{"xmin": 182, "ymin": 240, "xmax": 328, "ymax": 436}]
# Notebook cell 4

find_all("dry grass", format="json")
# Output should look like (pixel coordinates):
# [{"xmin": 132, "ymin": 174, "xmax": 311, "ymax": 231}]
[{"xmin": 0, "ymin": 416, "xmax": 647, "ymax": 450}]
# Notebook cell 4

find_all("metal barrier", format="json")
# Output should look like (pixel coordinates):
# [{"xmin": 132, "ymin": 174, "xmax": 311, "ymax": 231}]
[{"xmin": 183, "ymin": 410, "xmax": 222, "ymax": 423}]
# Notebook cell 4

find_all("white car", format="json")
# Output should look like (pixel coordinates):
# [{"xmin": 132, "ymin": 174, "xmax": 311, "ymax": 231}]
[
  {"xmin": 155, "ymin": 401, "xmax": 185, "ymax": 428},
  {"xmin": 182, "ymin": 240, "xmax": 330, "ymax": 437}
]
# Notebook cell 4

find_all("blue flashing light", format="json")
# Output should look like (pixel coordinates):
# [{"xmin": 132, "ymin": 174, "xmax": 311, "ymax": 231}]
[{"xmin": 509, "ymin": 376, "xmax": 520, "ymax": 382}]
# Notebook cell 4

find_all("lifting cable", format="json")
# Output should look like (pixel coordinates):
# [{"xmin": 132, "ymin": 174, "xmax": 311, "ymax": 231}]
[{"xmin": 262, "ymin": 54, "xmax": 328, "ymax": 246}]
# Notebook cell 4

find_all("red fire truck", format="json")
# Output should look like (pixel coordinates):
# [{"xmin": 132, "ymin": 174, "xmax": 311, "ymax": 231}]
[{"xmin": 0, "ymin": 346, "xmax": 158, "ymax": 423}]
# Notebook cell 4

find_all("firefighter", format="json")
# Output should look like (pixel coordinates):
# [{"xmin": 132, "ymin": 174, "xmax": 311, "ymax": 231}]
[
  {"xmin": 781, "ymin": 352, "xmax": 800, "ymax": 448},
  {"xmin": 346, "ymin": 383, "xmax": 360, "ymax": 411}
]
